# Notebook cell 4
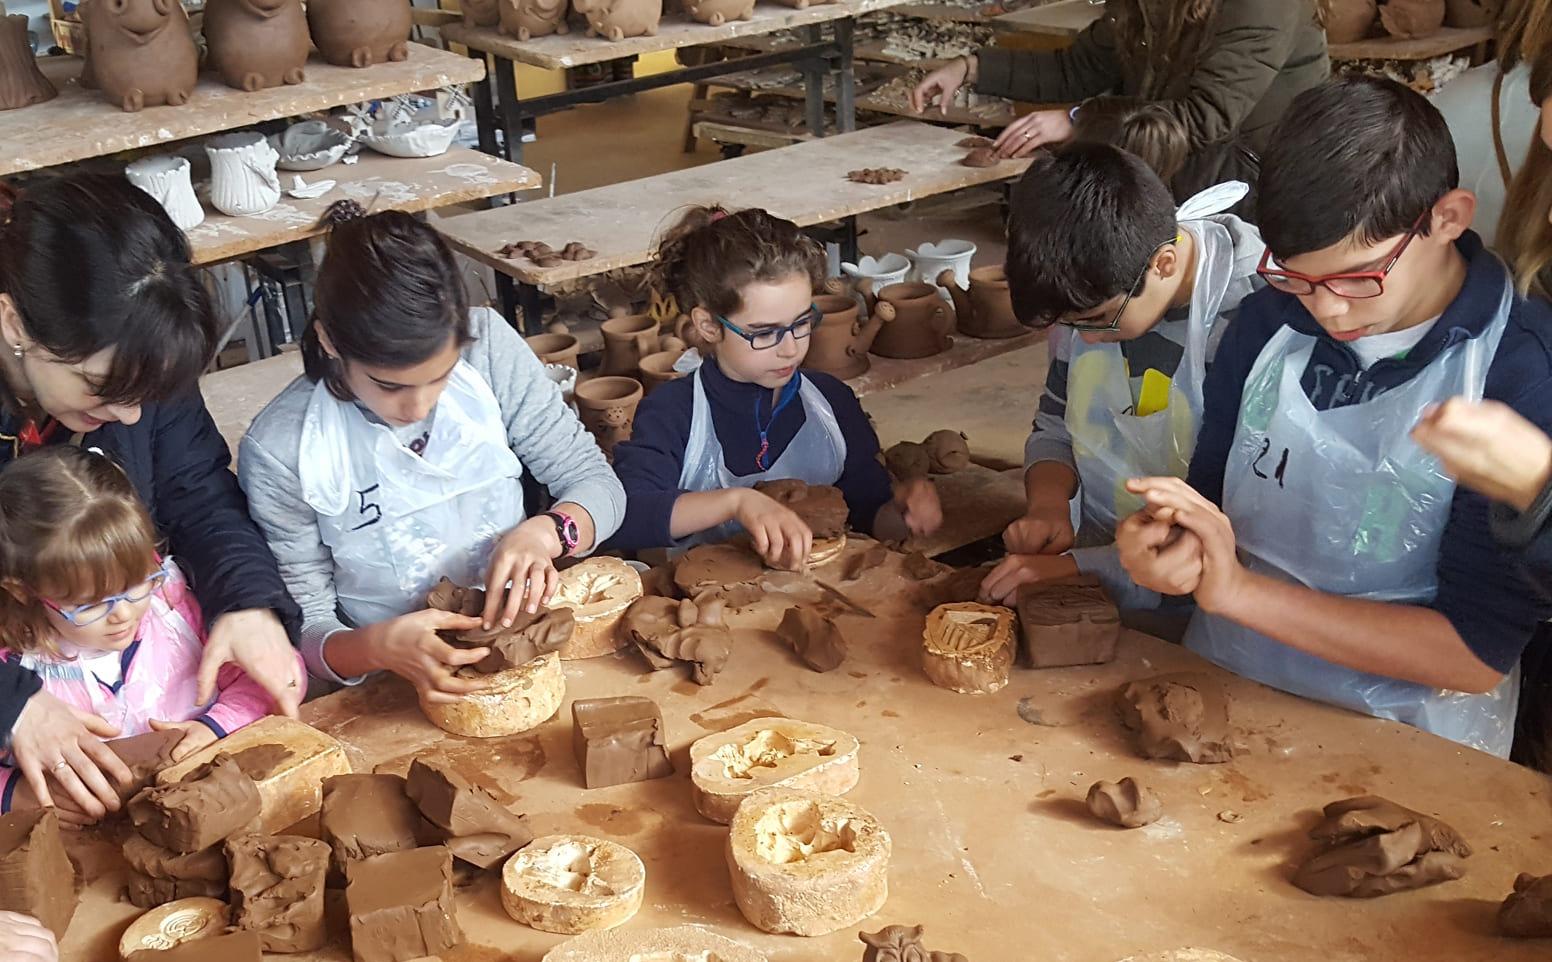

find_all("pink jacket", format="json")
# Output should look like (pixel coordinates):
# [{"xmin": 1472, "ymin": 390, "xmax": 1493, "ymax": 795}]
[{"xmin": 0, "ymin": 560, "xmax": 302, "ymax": 812}]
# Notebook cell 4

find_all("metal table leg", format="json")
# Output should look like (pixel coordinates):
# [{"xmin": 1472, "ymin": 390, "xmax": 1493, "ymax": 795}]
[
  {"xmin": 495, "ymin": 55, "xmax": 525, "ymax": 165},
  {"xmin": 517, "ymin": 282, "xmax": 545, "ymax": 336},
  {"xmin": 802, "ymin": 24, "xmax": 826, "ymax": 137},
  {"xmin": 469, "ymin": 51, "xmax": 502, "ymax": 159},
  {"xmin": 835, "ymin": 17, "xmax": 856, "ymax": 134}
]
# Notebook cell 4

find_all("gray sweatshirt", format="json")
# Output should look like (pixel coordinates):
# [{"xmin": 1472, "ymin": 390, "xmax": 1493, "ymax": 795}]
[{"xmin": 237, "ymin": 307, "xmax": 625, "ymax": 684}]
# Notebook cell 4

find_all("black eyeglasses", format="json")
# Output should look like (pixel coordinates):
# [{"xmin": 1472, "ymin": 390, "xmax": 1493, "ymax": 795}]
[
  {"xmin": 1057, "ymin": 238, "xmax": 1177, "ymax": 332},
  {"xmin": 716, "ymin": 303, "xmax": 823, "ymax": 350}
]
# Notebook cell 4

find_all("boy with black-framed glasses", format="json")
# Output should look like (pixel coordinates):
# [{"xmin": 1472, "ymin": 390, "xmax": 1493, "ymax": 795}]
[
  {"xmin": 1116, "ymin": 75, "xmax": 1552, "ymax": 757},
  {"xmin": 979, "ymin": 142, "xmax": 1265, "ymax": 606}
]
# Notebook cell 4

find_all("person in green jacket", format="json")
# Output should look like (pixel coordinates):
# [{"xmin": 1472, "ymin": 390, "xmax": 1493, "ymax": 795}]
[{"xmin": 910, "ymin": 0, "xmax": 1330, "ymax": 199}]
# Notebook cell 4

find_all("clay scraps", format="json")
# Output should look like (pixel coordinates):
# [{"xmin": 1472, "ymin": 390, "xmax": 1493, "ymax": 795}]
[
  {"xmin": 1292, "ymin": 796, "xmax": 1471, "ymax": 898},
  {"xmin": 955, "ymin": 135, "xmax": 994, "ymax": 149},
  {"xmin": 1115, "ymin": 673, "xmax": 1236, "ymax": 764},
  {"xmin": 753, "ymin": 479, "xmax": 850, "ymax": 540},
  {"xmin": 1500, "ymin": 872, "xmax": 1552, "ymax": 938},
  {"xmin": 840, "ymin": 543, "xmax": 890, "ymax": 583},
  {"xmin": 426, "ymin": 577, "xmax": 575, "ymax": 673},
  {"xmin": 625, "ymin": 595, "xmax": 734, "ymax": 685},
  {"xmin": 859, "ymin": 924, "xmax": 967, "ymax": 962},
  {"xmin": 225, "ymin": 834, "xmax": 330, "ymax": 953},
  {"xmin": 500, "ymin": 240, "xmax": 598, "ymax": 268},
  {"xmin": 961, "ymin": 147, "xmax": 998, "ymax": 168},
  {"xmin": 405, "ymin": 756, "xmax": 534, "ymax": 869},
  {"xmin": 885, "ymin": 430, "xmax": 969, "ymax": 481},
  {"xmin": 672, "ymin": 543, "xmax": 766, "ymax": 599},
  {"xmin": 847, "ymin": 167, "xmax": 908, "ymax": 185},
  {"xmin": 778, "ymin": 605, "xmax": 847, "ymax": 672},
  {"xmin": 1086, "ymin": 778, "xmax": 1162, "ymax": 829},
  {"xmin": 572, "ymin": 696, "xmax": 674, "ymax": 789}
]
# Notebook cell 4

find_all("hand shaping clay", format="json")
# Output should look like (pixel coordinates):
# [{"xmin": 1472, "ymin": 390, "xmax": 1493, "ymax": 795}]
[
  {"xmin": 778, "ymin": 605, "xmax": 847, "ymax": 672},
  {"xmin": 673, "ymin": 543, "xmax": 765, "ymax": 596},
  {"xmin": 626, "ymin": 596, "xmax": 734, "ymax": 685},
  {"xmin": 1115, "ymin": 673, "xmax": 1236, "ymax": 764},
  {"xmin": 126, "ymin": 929, "xmax": 263, "ymax": 962},
  {"xmin": 130, "ymin": 756, "xmax": 262, "ymax": 855},
  {"xmin": 117, "ymin": 898, "xmax": 229, "ymax": 958},
  {"xmin": 961, "ymin": 147, "xmax": 998, "ymax": 168},
  {"xmin": 860, "ymin": 924, "xmax": 967, "ymax": 962},
  {"xmin": 426, "ymin": 577, "xmax": 576, "ymax": 672},
  {"xmin": 421, "ymin": 651, "xmax": 567, "ymax": 737},
  {"xmin": 1086, "ymin": 778, "xmax": 1162, "ymax": 829},
  {"xmin": 501, "ymin": 835, "xmax": 646, "ymax": 934},
  {"xmin": 571, "ymin": 696, "xmax": 674, "ymax": 789},
  {"xmin": 549, "ymin": 558, "xmax": 644, "ymax": 659},
  {"xmin": 540, "ymin": 925, "xmax": 769, "ymax": 962},
  {"xmin": 726, "ymin": 787, "xmax": 891, "ymax": 936},
  {"xmin": 306, "ymin": 0, "xmax": 412, "ymax": 68},
  {"xmin": 84, "ymin": 0, "xmax": 198, "ymax": 112},
  {"xmin": 226, "ymin": 834, "xmax": 329, "ymax": 952},
  {"xmin": 123, "ymin": 833, "xmax": 228, "ymax": 909},
  {"xmin": 848, "ymin": 167, "xmax": 907, "ymax": 184},
  {"xmin": 405, "ymin": 756, "xmax": 533, "ymax": 869},
  {"xmin": 923, "ymin": 430, "xmax": 970, "ymax": 473},
  {"xmin": 884, "ymin": 441, "xmax": 932, "ymax": 482},
  {"xmin": 1017, "ymin": 575, "xmax": 1120, "ymax": 668},
  {"xmin": 1293, "ymin": 795, "xmax": 1471, "ymax": 898},
  {"xmin": 320, "ymin": 773, "xmax": 424, "ymax": 873},
  {"xmin": 0, "ymin": 809, "xmax": 76, "ymax": 940},
  {"xmin": 689, "ymin": 717, "xmax": 860, "ymax": 824},
  {"xmin": 109, "ymin": 729, "xmax": 184, "ymax": 801},
  {"xmin": 345, "ymin": 846, "xmax": 463, "ymax": 962},
  {"xmin": 203, "ymin": 0, "xmax": 309, "ymax": 92},
  {"xmin": 922, "ymin": 602, "xmax": 1016, "ymax": 694},
  {"xmin": 1500, "ymin": 872, "xmax": 1552, "ymax": 938},
  {"xmin": 956, "ymin": 135, "xmax": 994, "ymax": 149},
  {"xmin": 155, "ymin": 716, "xmax": 353, "ymax": 836},
  {"xmin": 753, "ymin": 479, "xmax": 849, "ymax": 540}
]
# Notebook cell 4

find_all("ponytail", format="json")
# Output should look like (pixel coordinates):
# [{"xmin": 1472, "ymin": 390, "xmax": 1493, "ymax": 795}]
[{"xmin": 651, "ymin": 205, "xmax": 825, "ymax": 319}]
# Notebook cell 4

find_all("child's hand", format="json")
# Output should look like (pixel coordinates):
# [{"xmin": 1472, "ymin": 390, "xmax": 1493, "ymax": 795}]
[
  {"xmin": 148, "ymin": 719, "xmax": 220, "ymax": 763},
  {"xmin": 979, "ymin": 553, "xmax": 1080, "ymax": 605},
  {"xmin": 369, "ymin": 610, "xmax": 494, "ymax": 704},
  {"xmin": 1004, "ymin": 502, "xmax": 1075, "ymax": 555},
  {"xmin": 893, "ymin": 479, "xmax": 942, "ymax": 538},
  {"xmin": 1116, "ymin": 496, "xmax": 1204, "ymax": 597},
  {"xmin": 734, "ymin": 489, "xmax": 812, "ymax": 571},
  {"xmin": 0, "ymin": 912, "xmax": 59, "ymax": 962},
  {"xmin": 484, "ymin": 518, "xmax": 563, "ymax": 624},
  {"xmin": 6, "ymin": 776, "xmax": 96, "ymax": 828}
]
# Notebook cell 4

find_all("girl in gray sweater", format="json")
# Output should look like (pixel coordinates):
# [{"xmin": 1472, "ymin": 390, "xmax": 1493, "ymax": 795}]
[{"xmin": 238, "ymin": 212, "xmax": 624, "ymax": 702}]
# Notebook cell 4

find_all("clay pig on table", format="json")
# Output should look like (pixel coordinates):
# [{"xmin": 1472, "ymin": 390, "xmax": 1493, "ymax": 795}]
[
  {"xmin": 204, "ymin": 0, "xmax": 310, "ymax": 92},
  {"xmin": 306, "ymin": 0, "xmax": 412, "ymax": 68},
  {"xmin": 498, "ymin": 0, "xmax": 570, "ymax": 40},
  {"xmin": 574, "ymin": 0, "xmax": 662, "ymax": 40},
  {"xmin": 685, "ymin": 0, "xmax": 754, "ymax": 25},
  {"xmin": 83, "ymin": 0, "xmax": 199, "ymax": 113}
]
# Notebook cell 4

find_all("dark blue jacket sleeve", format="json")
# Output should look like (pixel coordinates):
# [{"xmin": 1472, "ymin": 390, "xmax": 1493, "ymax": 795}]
[
  {"xmin": 0, "ymin": 662, "xmax": 42, "ymax": 747},
  {"xmin": 1186, "ymin": 288, "xmax": 1286, "ymax": 503},
  {"xmin": 607, "ymin": 379, "xmax": 695, "ymax": 551},
  {"xmin": 149, "ymin": 392, "xmax": 302, "ymax": 636},
  {"xmin": 809, "ymin": 374, "xmax": 894, "ymax": 535}
]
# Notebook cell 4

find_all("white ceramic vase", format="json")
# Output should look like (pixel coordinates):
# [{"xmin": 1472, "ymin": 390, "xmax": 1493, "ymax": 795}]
[
  {"xmin": 544, "ymin": 362, "xmax": 578, "ymax": 410},
  {"xmin": 907, "ymin": 240, "xmax": 977, "ymax": 301},
  {"xmin": 125, "ymin": 155, "xmax": 205, "ymax": 231},
  {"xmin": 205, "ymin": 132, "xmax": 282, "ymax": 217},
  {"xmin": 840, "ymin": 253, "xmax": 911, "ymax": 289}
]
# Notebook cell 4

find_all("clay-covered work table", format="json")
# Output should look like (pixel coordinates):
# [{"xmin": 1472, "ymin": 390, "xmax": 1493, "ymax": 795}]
[
  {"xmin": 188, "ymin": 149, "xmax": 541, "ymax": 265},
  {"xmin": 56, "ymin": 540, "xmax": 1552, "ymax": 961},
  {"xmin": 0, "ymin": 45, "xmax": 484, "ymax": 177},
  {"xmin": 992, "ymin": 0, "xmax": 1106, "ymax": 38},
  {"xmin": 1328, "ymin": 24, "xmax": 1494, "ymax": 63}
]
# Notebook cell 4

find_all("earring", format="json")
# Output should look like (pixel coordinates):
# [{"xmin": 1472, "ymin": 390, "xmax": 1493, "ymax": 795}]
[{"xmin": 10, "ymin": 343, "xmax": 20, "ymax": 359}]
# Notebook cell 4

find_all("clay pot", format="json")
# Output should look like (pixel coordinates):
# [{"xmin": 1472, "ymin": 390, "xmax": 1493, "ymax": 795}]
[
  {"xmin": 203, "ymin": 0, "xmax": 309, "ymax": 92},
  {"xmin": 1443, "ymin": 0, "xmax": 1494, "ymax": 28},
  {"xmin": 861, "ymin": 281, "xmax": 954, "ymax": 360},
  {"xmin": 0, "ymin": 14, "xmax": 57, "ymax": 111},
  {"xmin": 462, "ymin": 0, "xmax": 502, "ymax": 25},
  {"xmin": 940, "ymin": 266, "xmax": 1022, "ymax": 340},
  {"xmin": 1379, "ymin": 0, "xmax": 1444, "ymax": 38},
  {"xmin": 803, "ymin": 292, "xmax": 884, "ymax": 379},
  {"xmin": 573, "ymin": 0, "xmax": 661, "ymax": 40},
  {"xmin": 658, "ymin": 335, "xmax": 687, "ymax": 356},
  {"xmin": 639, "ymin": 350, "xmax": 686, "ymax": 393},
  {"xmin": 1324, "ymin": 0, "xmax": 1378, "ymax": 42},
  {"xmin": 205, "ymin": 132, "xmax": 282, "ymax": 216},
  {"xmin": 306, "ymin": 0, "xmax": 412, "ymax": 68},
  {"xmin": 125, "ymin": 155, "xmax": 204, "ymax": 231},
  {"xmin": 525, "ymin": 332, "xmax": 581, "ymax": 370},
  {"xmin": 574, "ymin": 376, "xmax": 644, "ymax": 459},
  {"xmin": 84, "ymin": 0, "xmax": 199, "ymax": 113},
  {"xmin": 599, "ymin": 314, "xmax": 659, "ymax": 377},
  {"xmin": 498, "ymin": 0, "xmax": 570, "ymax": 40},
  {"xmin": 685, "ymin": 0, "xmax": 753, "ymax": 25}
]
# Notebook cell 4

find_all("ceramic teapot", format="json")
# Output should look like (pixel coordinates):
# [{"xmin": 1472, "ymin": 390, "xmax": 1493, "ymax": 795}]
[
  {"xmin": 600, "ymin": 314, "xmax": 660, "ymax": 377},
  {"xmin": 860, "ymin": 280, "xmax": 954, "ymax": 360},
  {"xmin": 803, "ymin": 287, "xmax": 886, "ymax": 379},
  {"xmin": 940, "ymin": 267, "xmax": 1023, "ymax": 340}
]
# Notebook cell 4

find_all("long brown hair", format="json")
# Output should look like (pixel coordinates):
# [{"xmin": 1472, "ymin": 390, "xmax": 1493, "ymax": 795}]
[
  {"xmin": 1497, "ymin": 12, "xmax": 1552, "ymax": 298},
  {"xmin": 1110, "ymin": 0, "xmax": 1224, "ymax": 99},
  {"xmin": 0, "ymin": 447, "xmax": 160, "ymax": 656}
]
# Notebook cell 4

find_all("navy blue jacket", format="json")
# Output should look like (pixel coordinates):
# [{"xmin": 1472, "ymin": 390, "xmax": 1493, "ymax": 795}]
[
  {"xmin": 0, "ymin": 391, "xmax": 302, "ymax": 738},
  {"xmin": 1189, "ymin": 232, "xmax": 1552, "ymax": 673},
  {"xmin": 607, "ymin": 360, "xmax": 895, "ymax": 550}
]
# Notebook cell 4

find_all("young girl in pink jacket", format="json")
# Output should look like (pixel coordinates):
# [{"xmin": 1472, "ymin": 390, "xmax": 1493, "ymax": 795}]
[{"xmin": 0, "ymin": 447, "xmax": 300, "ymax": 824}]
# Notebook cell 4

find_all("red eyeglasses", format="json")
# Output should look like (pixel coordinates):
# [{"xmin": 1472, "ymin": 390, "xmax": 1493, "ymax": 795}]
[{"xmin": 1256, "ymin": 211, "xmax": 1430, "ymax": 300}]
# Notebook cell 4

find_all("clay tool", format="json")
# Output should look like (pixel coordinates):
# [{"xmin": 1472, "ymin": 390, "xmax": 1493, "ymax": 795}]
[{"xmin": 813, "ymin": 580, "xmax": 874, "ymax": 618}]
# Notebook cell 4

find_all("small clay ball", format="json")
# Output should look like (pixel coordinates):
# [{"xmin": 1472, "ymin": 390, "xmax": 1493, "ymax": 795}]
[
  {"xmin": 884, "ymin": 441, "xmax": 932, "ymax": 481},
  {"xmin": 924, "ymin": 430, "xmax": 970, "ymax": 473},
  {"xmin": 962, "ymin": 147, "xmax": 998, "ymax": 168}
]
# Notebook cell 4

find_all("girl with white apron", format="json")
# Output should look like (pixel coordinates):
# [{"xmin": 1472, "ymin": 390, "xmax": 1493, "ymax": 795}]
[
  {"xmin": 1186, "ymin": 280, "xmax": 1519, "ymax": 757},
  {"xmin": 1066, "ymin": 183, "xmax": 1263, "ymax": 544}
]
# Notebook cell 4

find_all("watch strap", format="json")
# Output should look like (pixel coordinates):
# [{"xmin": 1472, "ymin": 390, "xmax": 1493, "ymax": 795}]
[{"xmin": 543, "ymin": 510, "xmax": 580, "ymax": 556}]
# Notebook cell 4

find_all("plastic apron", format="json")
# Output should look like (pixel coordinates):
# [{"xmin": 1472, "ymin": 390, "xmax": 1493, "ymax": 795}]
[
  {"xmin": 676, "ymin": 367, "xmax": 847, "ymax": 549},
  {"xmin": 299, "ymin": 360, "xmax": 527, "ymax": 627},
  {"xmin": 1187, "ymin": 280, "xmax": 1519, "ymax": 757},
  {"xmin": 1066, "ymin": 182, "xmax": 1256, "ymax": 545}
]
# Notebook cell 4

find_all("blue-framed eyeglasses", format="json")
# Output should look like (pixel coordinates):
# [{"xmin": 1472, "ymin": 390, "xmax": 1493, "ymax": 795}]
[
  {"xmin": 41, "ymin": 556, "xmax": 175, "ymax": 627},
  {"xmin": 716, "ymin": 303, "xmax": 823, "ymax": 351}
]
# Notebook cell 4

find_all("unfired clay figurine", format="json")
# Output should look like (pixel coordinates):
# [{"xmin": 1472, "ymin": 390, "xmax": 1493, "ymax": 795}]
[
  {"xmin": 599, "ymin": 314, "xmax": 660, "ymax": 377},
  {"xmin": 1293, "ymin": 796, "xmax": 1471, "ymax": 898},
  {"xmin": 1323, "ymin": 0, "xmax": 1378, "ymax": 41},
  {"xmin": 573, "ymin": 376, "xmax": 643, "ymax": 458},
  {"xmin": 306, "ymin": 0, "xmax": 412, "ymax": 68},
  {"xmin": 1378, "ymin": 0, "xmax": 1445, "ymax": 37},
  {"xmin": 1086, "ymin": 778, "xmax": 1161, "ymax": 829},
  {"xmin": 861, "ymin": 280, "xmax": 954, "ymax": 359},
  {"xmin": 923, "ymin": 429, "xmax": 970, "ymax": 473},
  {"xmin": 83, "ymin": 0, "xmax": 199, "ymax": 113},
  {"xmin": 462, "ymin": 0, "xmax": 502, "ymax": 26},
  {"xmin": 941, "ymin": 266, "xmax": 1023, "ymax": 339},
  {"xmin": 203, "ymin": 0, "xmax": 309, "ymax": 92},
  {"xmin": 573, "ymin": 0, "xmax": 661, "ymax": 40},
  {"xmin": 499, "ymin": 0, "xmax": 570, "ymax": 40},
  {"xmin": 884, "ymin": 441, "xmax": 931, "ymax": 481},
  {"xmin": 804, "ymin": 292, "xmax": 884, "ymax": 379},
  {"xmin": 685, "ymin": 0, "xmax": 753, "ymax": 25},
  {"xmin": 0, "ymin": 14, "xmax": 56, "ymax": 111}
]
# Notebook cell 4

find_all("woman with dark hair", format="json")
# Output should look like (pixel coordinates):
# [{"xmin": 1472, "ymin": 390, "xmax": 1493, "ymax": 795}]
[
  {"xmin": 909, "ymin": 0, "xmax": 1329, "ymax": 199},
  {"xmin": 0, "ymin": 173, "xmax": 303, "ymax": 822},
  {"xmin": 239, "ymin": 211, "xmax": 623, "ymax": 703}
]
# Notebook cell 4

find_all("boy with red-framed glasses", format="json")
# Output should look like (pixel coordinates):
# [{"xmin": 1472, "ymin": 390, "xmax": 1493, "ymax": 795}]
[{"xmin": 1116, "ymin": 75, "xmax": 1552, "ymax": 758}]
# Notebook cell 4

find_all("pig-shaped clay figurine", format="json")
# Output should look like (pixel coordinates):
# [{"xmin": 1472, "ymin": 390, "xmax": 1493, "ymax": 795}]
[
  {"xmin": 573, "ymin": 0, "xmax": 660, "ymax": 40},
  {"xmin": 461, "ymin": 0, "xmax": 502, "ymax": 26},
  {"xmin": 83, "ymin": 0, "xmax": 198, "ymax": 112},
  {"xmin": 685, "ymin": 0, "xmax": 753, "ymax": 26},
  {"xmin": 306, "ymin": 0, "xmax": 412, "ymax": 68},
  {"xmin": 497, "ymin": 0, "xmax": 569, "ymax": 41},
  {"xmin": 203, "ymin": 0, "xmax": 310, "ymax": 92}
]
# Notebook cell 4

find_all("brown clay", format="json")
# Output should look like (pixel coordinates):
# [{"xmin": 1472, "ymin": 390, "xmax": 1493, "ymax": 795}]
[
  {"xmin": 752, "ymin": 479, "xmax": 849, "ymax": 539},
  {"xmin": 0, "ymin": 15, "xmax": 56, "ymax": 111},
  {"xmin": 405, "ymin": 756, "xmax": 533, "ymax": 869},
  {"xmin": 574, "ymin": 0, "xmax": 662, "ymax": 40},
  {"xmin": 626, "ymin": 596, "xmax": 734, "ymax": 685},
  {"xmin": 639, "ymin": 349, "xmax": 687, "ymax": 393},
  {"xmin": 600, "ymin": 314, "xmax": 661, "ymax": 376},
  {"xmin": 884, "ymin": 441, "xmax": 932, "ymax": 481},
  {"xmin": 923, "ymin": 429, "xmax": 970, "ymax": 473},
  {"xmin": 0, "ymin": 810, "xmax": 76, "ymax": 940},
  {"xmin": 1115, "ymin": 673, "xmax": 1235, "ymax": 764},
  {"xmin": 84, "ymin": 0, "xmax": 198, "ymax": 113},
  {"xmin": 847, "ymin": 167, "xmax": 907, "ymax": 184},
  {"xmin": 203, "ymin": 0, "xmax": 309, "ymax": 92},
  {"xmin": 778, "ymin": 605, "xmax": 846, "ymax": 672},
  {"xmin": 500, "ymin": 239, "xmax": 594, "ymax": 262},
  {"xmin": 426, "ymin": 577, "xmax": 575, "ymax": 673},
  {"xmin": 226, "ymin": 834, "xmax": 329, "ymax": 952},
  {"xmin": 1307, "ymin": 796, "xmax": 1471, "ymax": 859},
  {"xmin": 133, "ymin": 930, "xmax": 263, "ymax": 961},
  {"xmin": 1016, "ymin": 575, "xmax": 1120, "ymax": 668},
  {"xmin": 1086, "ymin": 778, "xmax": 1161, "ymax": 829},
  {"xmin": 1323, "ymin": 0, "xmax": 1378, "ymax": 41},
  {"xmin": 803, "ymin": 292, "xmax": 883, "ymax": 379},
  {"xmin": 862, "ymin": 281, "xmax": 954, "ymax": 359},
  {"xmin": 1378, "ymin": 0, "xmax": 1444, "ymax": 37},
  {"xmin": 673, "ymin": 543, "xmax": 765, "ymax": 595},
  {"xmin": 571, "ymin": 696, "xmax": 674, "ymax": 789},
  {"xmin": 306, "ymin": 0, "xmax": 412, "ymax": 68},
  {"xmin": 840, "ymin": 543, "xmax": 889, "ymax": 583},
  {"xmin": 574, "ymin": 376, "xmax": 644, "ymax": 457},
  {"xmin": 108, "ymin": 729, "xmax": 184, "ymax": 801},
  {"xmin": 686, "ymin": 0, "xmax": 754, "ymax": 25},
  {"xmin": 498, "ymin": 0, "xmax": 570, "ymax": 39},
  {"xmin": 345, "ymin": 847, "xmax": 462, "ymax": 962},
  {"xmin": 128, "ymin": 756, "xmax": 263, "ymax": 854},
  {"xmin": 320, "ymin": 773, "xmax": 425, "ymax": 873},
  {"xmin": 961, "ymin": 147, "xmax": 998, "ymax": 168},
  {"xmin": 462, "ymin": 0, "xmax": 502, "ymax": 25},
  {"xmin": 1500, "ymin": 873, "xmax": 1552, "ymax": 938},
  {"xmin": 955, "ymin": 135, "xmax": 993, "ymax": 149},
  {"xmin": 122, "ymin": 833, "xmax": 228, "ymax": 908},
  {"xmin": 940, "ymin": 266, "xmax": 1023, "ymax": 339},
  {"xmin": 525, "ymin": 332, "xmax": 582, "ymax": 370},
  {"xmin": 1294, "ymin": 796, "xmax": 1470, "ymax": 898},
  {"xmin": 1443, "ymin": 0, "xmax": 1494, "ymax": 28}
]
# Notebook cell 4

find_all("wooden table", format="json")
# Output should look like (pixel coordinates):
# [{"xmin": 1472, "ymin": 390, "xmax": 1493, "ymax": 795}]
[
  {"xmin": 1, "ymin": 46, "xmax": 485, "ymax": 177},
  {"xmin": 1329, "ymin": 25, "xmax": 1495, "ymax": 63},
  {"xmin": 188, "ymin": 149, "xmax": 542, "ymax": 265},
  {"xmin": 55, "ymin": 537, "xmax": 1552, "ymax": 961},
  {"xmin": 849, "ymin": 329, "xmax": 1041, "ymax": 398},
  {"xmin": 992, "ymin": 0, "xmax": 1103, "ymax": 38},
  {"xmin": 711, "ymin": 61, "xmax": 1017, "ymax": 127}
]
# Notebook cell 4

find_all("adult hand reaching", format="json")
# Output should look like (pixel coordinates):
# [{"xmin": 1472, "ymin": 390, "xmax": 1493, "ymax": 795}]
[
  {"xmin": 992, "ymin": 109, "xmax": 1074, "ymax": 159},
  {"xmin": 200, "ymin": 609, "xmax": 304, "ymax": 718},
  {"xmin": 0, "ymin": 913, "xmax": 57, "ymax": 962},
  {"xmin": 1411, "ymin": 398, "xmax": 1552, "ymax": 512},
  {"xmin": 9, "ymin": 691, "xmax": 131, "ymax": 822},
  {"xmin": 910, "ymin": 56, "xmax": 974, "ymax": 115}
]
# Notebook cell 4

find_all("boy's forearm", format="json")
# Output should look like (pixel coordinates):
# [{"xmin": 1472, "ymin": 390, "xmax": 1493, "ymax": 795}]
[
  {"xmin": 1025, "ymin": 461, "xmax": 1079, "ymax": 512},
  {"xmin": 1211, "ymin": 572, "xmax": 1505, "ymax": 694},
  {"xmin": 669, "ymin": 490, "xmax": 742, "ymax": 541}
]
